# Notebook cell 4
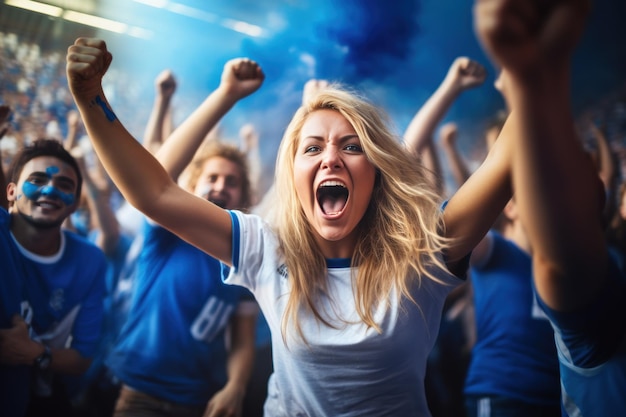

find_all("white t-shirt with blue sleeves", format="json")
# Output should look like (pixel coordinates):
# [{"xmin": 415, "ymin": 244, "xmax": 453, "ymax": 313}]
[{"xmin": 224, "ymin": 210, "xmax": 463, "ymax": 417}]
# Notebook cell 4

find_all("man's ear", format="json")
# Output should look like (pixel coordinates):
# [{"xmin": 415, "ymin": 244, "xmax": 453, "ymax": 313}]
[
  {"xmin": 6, "ymin": 182, "xmax": 16, "ymax": 202},
  {"xmin": 5, "ymin": 182, "xmax": 17, "ymax": 210}
]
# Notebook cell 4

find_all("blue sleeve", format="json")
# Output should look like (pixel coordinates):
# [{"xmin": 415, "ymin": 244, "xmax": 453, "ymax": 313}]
[
  {"xmin": 71, "ymin": 252, "xmax": 107, "ymax": 358},
  {"xmin": 221, "ymin": 210, "xmax": 241, "ymax": 282},
  {"xmin": 535, "ymin": 257, "xmax": 626, "ymax": 368}
]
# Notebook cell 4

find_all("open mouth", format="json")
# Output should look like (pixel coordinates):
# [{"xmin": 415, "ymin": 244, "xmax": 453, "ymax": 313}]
[
  {"xmin": 208, "ymin": 197, "xmax": 227, "ymax": 209},
  {"xmin": 316, "ymin": 181, "xmax": 349, "ymax": 215}
]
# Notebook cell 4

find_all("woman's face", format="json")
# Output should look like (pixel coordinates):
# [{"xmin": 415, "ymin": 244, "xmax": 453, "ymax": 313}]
[{"xmin": 293, "ymin": 109, "xmax": 376, "ymax": 258}]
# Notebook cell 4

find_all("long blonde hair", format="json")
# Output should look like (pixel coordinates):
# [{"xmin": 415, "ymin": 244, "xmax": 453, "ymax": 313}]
[{"xmin": 273, "ymin": 85, "xmax": 451, "ymax": 342}]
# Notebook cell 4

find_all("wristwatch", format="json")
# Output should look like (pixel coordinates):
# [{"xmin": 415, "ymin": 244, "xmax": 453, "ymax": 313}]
[{"xmin": 34, "ymin": 344, "xmax": 52, "ymax": 371}]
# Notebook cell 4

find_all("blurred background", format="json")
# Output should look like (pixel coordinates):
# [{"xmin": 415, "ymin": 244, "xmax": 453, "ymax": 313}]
[{"xmin": 2, "ymin": 0, "xmax": 626, "ymax": 195}]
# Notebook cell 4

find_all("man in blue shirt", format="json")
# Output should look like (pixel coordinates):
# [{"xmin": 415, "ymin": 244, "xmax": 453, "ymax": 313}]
[{"xmin": 0, "ymin": 138, "xmax": 107, "ymax": 417}]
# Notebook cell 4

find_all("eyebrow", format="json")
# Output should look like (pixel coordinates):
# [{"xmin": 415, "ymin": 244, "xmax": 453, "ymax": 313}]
[
  {"xmin": 29, "ymin": 171, "xmax": 76, "ymax": 187},
  {"xmin": 302, "ymin": 134, "xmax": 359, "ymax": 143}
]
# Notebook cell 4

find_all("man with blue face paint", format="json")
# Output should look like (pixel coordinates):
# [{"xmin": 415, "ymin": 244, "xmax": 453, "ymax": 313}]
[{"xmin": 0, "ymin": 138, "xmax": 107, "ymax": 417}]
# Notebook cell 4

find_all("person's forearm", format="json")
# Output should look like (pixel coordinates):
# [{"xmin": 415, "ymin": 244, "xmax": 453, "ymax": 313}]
[
  {"xmin": 441, "ymin": 140, "xmax": 471, "ymax": 188},
  {"xmin": 64, "ymin": 125, "xmax": 79, "ymax": 151},
  {"xmin": 444, "ymin": 121, "xmax": 513, "ymax": 262},
  {"xmin": 223, "ymin": 314, "xmax": 256, "ymax": 394},
  {"xmin": 404, "ymin": 77, "xmax": 462, "ymax": 155},
  {"xmin": 74, "ymin": 89, "xmax": 175, "ymax": 218},
  {"xmin": 79, "ymin": 158, "xmax": 121, "ymax": 256},
  {"xmin": 89, "ymin": 189, "xmax": 122, "ymax": 256},
  {"xmin": 590, "ymin": 123, "xmax": 615, "ymax": 191},
  {"xmin": 509, "ymin": 70, "xmax": 607, "ymax": 309},
  {"xmin": 420, "ymin": 142, "xmax": 444, "ymax": 195},
  {"xmin": 25, "ymin": 342, "xmax": 91, "ymax": 375},
  {"xmin": 48, "ymin": 347, "xmax": 92, "ymax": 375},
  {"xmin": 156, "ymin": 86, "xmax": 238, "ymax": 181},
  {"xmin": 143, "ymin": 94, "xmax": 172, "ymax": 154}
]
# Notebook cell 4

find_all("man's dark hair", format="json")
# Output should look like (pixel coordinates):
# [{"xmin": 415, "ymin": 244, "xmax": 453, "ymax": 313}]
[{"xmin": 8, "ymin": 138, "xmax": 83, "ymax": 202}]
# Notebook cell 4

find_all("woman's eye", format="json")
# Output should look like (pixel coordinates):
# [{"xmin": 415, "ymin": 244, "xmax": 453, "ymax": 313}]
[
  {"xmin": 305, "ymin": 145, "xmax": 321, "ymax": 153},
  {"xmin": 345, "ymin": 144, "xmax": 362, "ymax": 152}
]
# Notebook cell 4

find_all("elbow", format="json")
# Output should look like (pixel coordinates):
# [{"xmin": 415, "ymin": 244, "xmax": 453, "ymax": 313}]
[{"xmin": 126, "ymin": 180, "xmax": 175, "ymax": 220}]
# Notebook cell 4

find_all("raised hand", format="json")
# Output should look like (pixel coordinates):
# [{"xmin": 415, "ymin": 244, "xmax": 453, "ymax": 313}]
[
  {"xmin": 439, "ymin": 122, "xmax": 459, "ymax": 149},
  {"xmin": 473, "ymin": 0, "xmax": 591, "ymax": 77},
  {"xmin": 220, "ymin": 58, "xmax": 264, "ymax": 100},
  {"xmin": 239, "ymin": 123, "xmax": 259, "ymax": 154},
  {"xmin": 444, "ymin": 57, "xmax": 487, "ymax": 92},
  {"xmin": 66, "ymin": 38, "xmax": 113, "ymax": 99},
  {"xmin": 67, "ymin": 109, "xmax": 81, "ymax": 131},
  {"xmin": 302, "ymin": 79, "xmax": 330, "ymax": 105},
  {"xmin": 155, "ymin": 69, "xmax": 177, "ymax": 101}
]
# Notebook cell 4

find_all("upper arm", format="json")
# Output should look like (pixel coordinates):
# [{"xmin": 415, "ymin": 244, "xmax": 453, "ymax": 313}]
[
  {"xmin": 149, "ymin": 184, "xmax": 235, "ymax": 265},
  {"xmin": 469, "ymin": 232, "xmax": 494, "ymax": 268},
  {"xmin": 443, "ymin": 133, "xmax": 512, "ymax": 262}
]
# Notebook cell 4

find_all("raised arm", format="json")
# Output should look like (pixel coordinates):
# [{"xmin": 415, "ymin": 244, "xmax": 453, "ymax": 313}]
[
  {"xmin": 474, "ymin": 0, "xmax": 603, "ymax": 311},
  {"xmin": 64, "ymin": 110, "xmax": 81, "ymax": 151},
  {"xmin": 404, "ymin": 58, "xmax": 486, "ymax": 194},
  {"xmin": 404, "ymin": 57, "xmax": 486, "ymax": 156},
  {"xmin": 0, "ymin": 104, "xmax": 11, "ymax": 209},
  {"xmin": 66, "ymin": 38, "xmax": 240, "ymax": 264},
  {"xmin": 302, "ymin": 79, "xmax": 330, "ymax": 105},
  {"xmin": 71, "ymin": 146, "xmax": 122, "ymax": 257},
  {"xmin": 239, "ymin": 123, "xmax": 262, "ymax": 205},
  {"xmin": 587, "ymin": 119, "xmax": 616, "ymax": 199},
  {"xmin": 442, "ymin": 114, "xmax": 513, "ymax": 264},
  {"xmin": 438, "ymin": 122, "xmax": 471, "ymax": 188},
  {"xmin": 156, "ymin": 58, "xmax": 264, "ymax": 182},
  {"xmin": 142, "ymin": 69, "xmax": 177, "ymax": 154}
]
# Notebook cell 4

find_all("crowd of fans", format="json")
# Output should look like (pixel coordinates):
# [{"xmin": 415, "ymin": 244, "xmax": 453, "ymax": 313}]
[{"xmin": 2, "ymin": 1, "xmax": 626, "ymax": 413}]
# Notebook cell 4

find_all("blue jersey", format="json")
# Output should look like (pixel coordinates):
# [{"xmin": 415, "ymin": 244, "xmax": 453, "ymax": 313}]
[
  {"xmin": 536, "ymin": 257, "xmax": 626, "ymax": 417},
  {"xmin": 79, "ymin": 230, "xmax": 134, "ymax": 389},
  {"xmin": 465, "ymin": 232, "xmax": 560, "ymax": 405},
  {"xmin": 0, "ymin": 207, "xmax": 107, "ymax": 417},
  {"xmin": 108, "ymin": 220, "xmax": 252, "ymax": 406}
]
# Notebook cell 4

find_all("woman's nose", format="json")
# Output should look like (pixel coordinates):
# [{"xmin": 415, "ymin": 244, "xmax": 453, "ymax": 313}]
[{"xmin": 321, "ymin": 147, "xmax": 343, "ymax": 170}]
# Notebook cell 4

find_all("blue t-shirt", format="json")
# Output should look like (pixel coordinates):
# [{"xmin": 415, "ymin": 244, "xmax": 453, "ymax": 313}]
[
  {"xmin": 108, "ymin": 220, "xmax": 252, "ymax": 406},
  {"xmin": 465, "ymin": 232, "xmax": 560, "ymax": 405},
  {"xmin": 535, "ymin": 256, "xmax": 626, "ymax": 417},
  {"xmin": 79, "ymin": 230, "xmax": 134, "ymax": 389},
  {"xmin": 0, "ymin": 207, "xmax": 107, "ymax": 416}
]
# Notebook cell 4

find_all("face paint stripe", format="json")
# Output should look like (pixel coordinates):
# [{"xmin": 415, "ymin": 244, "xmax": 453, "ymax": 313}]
[
  {"xmin": 22, "ymin": 182, "xmax": 75, "ymax": 206},
  {"xmin": 46, "ymin": 166, "xmax": 60, "ymax": 175},
  {"xmin": 94, "ymin": 95, "xmax": 117, "ymax": 122}
]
